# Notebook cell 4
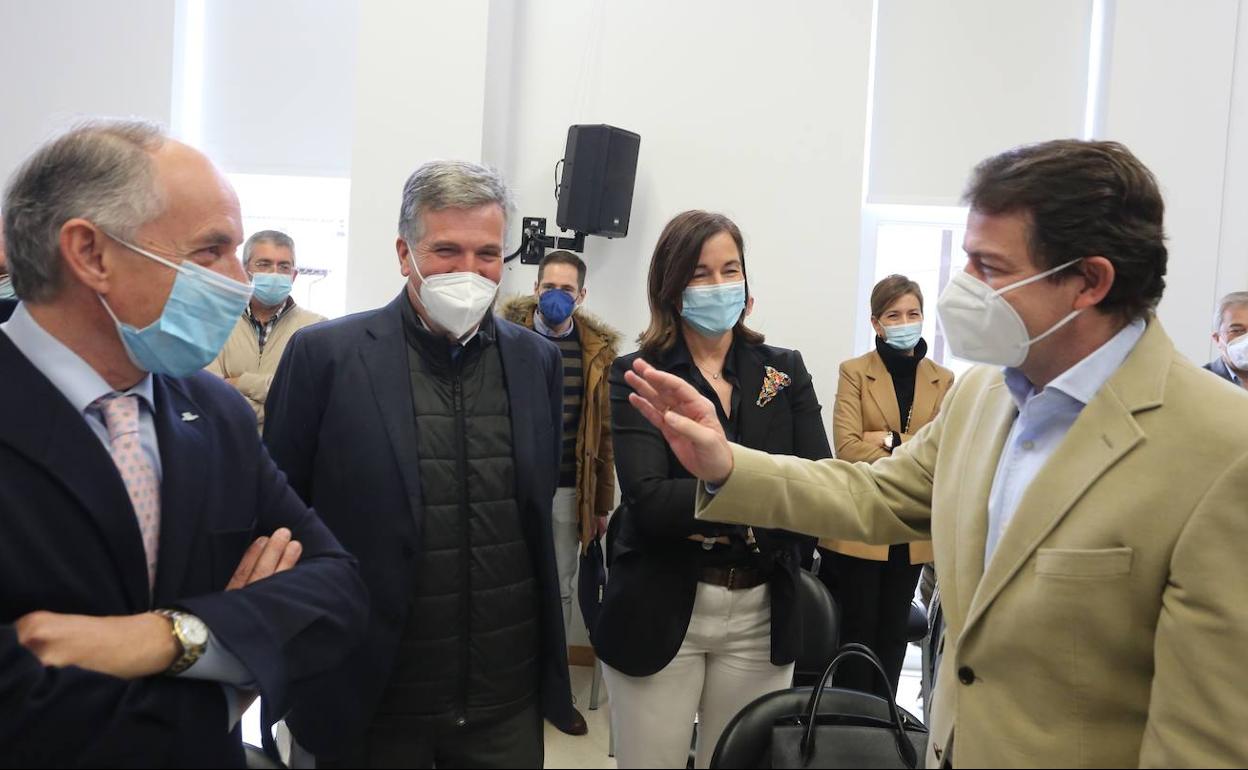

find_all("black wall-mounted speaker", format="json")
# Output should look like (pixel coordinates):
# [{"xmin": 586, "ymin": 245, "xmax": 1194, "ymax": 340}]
[{"xmin": 556, "ymin": 124, "xmax": 640, "ymax": 238}]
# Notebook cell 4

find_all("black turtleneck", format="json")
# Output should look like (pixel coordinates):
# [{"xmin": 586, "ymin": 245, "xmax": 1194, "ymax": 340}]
[{"xmin": 875, "ymin": 336, "xmax": 927, "ymax": 433}]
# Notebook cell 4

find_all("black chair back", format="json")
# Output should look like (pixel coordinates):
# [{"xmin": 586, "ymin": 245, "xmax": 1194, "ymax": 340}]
[{"xmin": 792, "ymin": 568, "xmax": 840, "ymax": 687}]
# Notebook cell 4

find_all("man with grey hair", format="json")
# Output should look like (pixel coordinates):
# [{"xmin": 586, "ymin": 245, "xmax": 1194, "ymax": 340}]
[
  {"xmin": 0, "ymin": 218, "xmax": 16, "ymax": 320},
  {"xmin": 0, "ymin": 120, "xmax": 367, "ymax": 767},
  {"xmin": 1204, "ymin": 290, "xmax": 1248, "ymax": 390},
  {"xmin": 206, "ymin": 229, "xmax": 325, "ymax": 432},
  {"xmin": 265, "ymin": 159, "xmax": 577, "ymax": 767}
]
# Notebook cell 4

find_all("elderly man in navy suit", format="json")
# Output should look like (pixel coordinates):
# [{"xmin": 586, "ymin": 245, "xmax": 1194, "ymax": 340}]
[{"xmin": 0, "ymin": 120, "xmax": 368, "ymax": 768}]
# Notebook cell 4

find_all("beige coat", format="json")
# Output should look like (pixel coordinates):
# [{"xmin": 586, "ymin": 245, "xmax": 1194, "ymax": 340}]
[
  {"xmin": 205, "ymin": 302, "xmax": 326, "ymax": 431},
  {"xmin": 823, "ymin": 348, "xmax": 953, "ymax": 564},
  {"xmin": 499, "ymin": 295, "xmax": 620, "ymax": 551},
  {"xmin": 698, "ymin": 317, "xmax": 1248, "ymax": 768}
]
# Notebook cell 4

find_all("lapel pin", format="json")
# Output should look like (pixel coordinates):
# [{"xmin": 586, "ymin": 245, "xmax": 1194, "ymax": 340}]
[{"xmin": 181, "ymin": 412, "xmax": 200, "ymax": 422}]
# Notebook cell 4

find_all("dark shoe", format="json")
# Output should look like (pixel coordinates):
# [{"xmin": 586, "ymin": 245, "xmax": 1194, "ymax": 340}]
[{"xmin": 551, "ymin": 707, "xmax": 589, "ymax": 736}]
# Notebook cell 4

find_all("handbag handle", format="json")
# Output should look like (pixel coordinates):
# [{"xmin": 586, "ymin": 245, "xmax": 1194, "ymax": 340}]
[{"xmin": 798, "ymin": 642, "xmax": 919, "ymax": 768}]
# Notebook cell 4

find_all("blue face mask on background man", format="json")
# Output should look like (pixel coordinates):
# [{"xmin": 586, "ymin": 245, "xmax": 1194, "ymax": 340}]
[
  {"xmin": 0, "ymin": 275, "xmax": 14, "ymax": 300},
  {"xmin": 538, "ymin": 289, "xmax": 578, "ymax": 326},
  {"xmin": 251, "ymin": 272, "xmax": 293, "ymax": 307},
  {"xmin": 99, "ymin": 234, "xmax": 252, "ymax": 377},
  {"xmin": 681, "ymin": 281, "xmax": 747, "ymax": 337}
]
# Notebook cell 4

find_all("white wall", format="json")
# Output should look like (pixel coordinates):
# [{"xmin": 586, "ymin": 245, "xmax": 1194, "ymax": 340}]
[
  {"xmin": 0, "ymin": 0, "xmax": 175, "ymax": 188},
  {"xmin": 491, "ymin": 0, "xmax": 874, "ymax": 438},
  {"xmin": 200, "ymin": 0, "xmax": 359, "ymax": 177},
  {"xmin": 1100, "ymin": 0, "xmax": 1242, "ymax": 364},
  {"xmin": 343, "ymin": 0, "xmax": 492, "ymax": 312},
  {"xmin": 1215, "ymin": 1, "xmax": 1248, "ymax": 331},
  {"xmin": 868, "ymin": 0, "xmax": 1091, "ymax": 205}
]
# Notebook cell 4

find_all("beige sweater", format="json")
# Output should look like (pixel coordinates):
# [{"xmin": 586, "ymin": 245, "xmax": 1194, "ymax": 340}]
[{"xmin": 205, "ymin": 302, "xmax": 326, "ymax": 431}]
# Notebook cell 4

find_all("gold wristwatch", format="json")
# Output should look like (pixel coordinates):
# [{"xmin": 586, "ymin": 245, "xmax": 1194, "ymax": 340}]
[{"xmin": 154, "ymin": 609, "xmax": 209, "ymax": 675}]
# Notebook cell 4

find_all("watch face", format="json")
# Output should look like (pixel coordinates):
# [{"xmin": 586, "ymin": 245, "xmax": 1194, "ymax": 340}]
[{"xmin": 177, "ymin": 614, "xmax": 210, "ymax": 647}]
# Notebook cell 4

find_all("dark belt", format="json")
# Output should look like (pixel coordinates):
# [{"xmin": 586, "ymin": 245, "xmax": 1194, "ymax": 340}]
[{"xmin": 699, "ymin": 565, "xmax": 768, "ymax": 590}]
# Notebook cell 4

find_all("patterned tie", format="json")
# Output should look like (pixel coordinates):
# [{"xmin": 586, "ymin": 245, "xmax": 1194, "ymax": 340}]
[{"xmin": 92, "ymin": 393, "xmax": 161, "ymax": 590}]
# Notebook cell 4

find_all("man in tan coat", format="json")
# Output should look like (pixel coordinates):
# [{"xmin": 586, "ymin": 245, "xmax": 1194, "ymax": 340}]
[
  {"xmin": 624, "ymin": 140, "xmax": 1248, "ymax": 768},
  {"xmin": 206, "ymin": 230, "xmax": 324, "ymax": 431}
]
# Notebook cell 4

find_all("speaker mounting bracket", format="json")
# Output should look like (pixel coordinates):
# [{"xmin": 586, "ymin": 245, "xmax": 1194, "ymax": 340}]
[{"xmin": 516, "ymin": 216, "xmax": 586, "ymax": 265}]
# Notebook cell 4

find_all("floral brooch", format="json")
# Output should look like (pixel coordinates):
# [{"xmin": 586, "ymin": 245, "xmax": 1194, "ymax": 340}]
[{"xmin": 757, "ymin": 366, "xmax": 792, "ymax": 407}]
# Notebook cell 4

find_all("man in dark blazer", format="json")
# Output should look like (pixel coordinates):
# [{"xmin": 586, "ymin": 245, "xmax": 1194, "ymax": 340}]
[
  {"xmin": 265, "ymin": 160, "xmax": 576, "ymax": 767},
  {"xmin": 0, "ymin": 120, "xmax": 367, "ymax": 768},
  {"xmin": 0, "ymin": 221, "xmax": 15, "ymax": 322}
]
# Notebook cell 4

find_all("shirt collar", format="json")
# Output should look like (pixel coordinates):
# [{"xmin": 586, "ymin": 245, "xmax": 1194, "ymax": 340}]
[
  {"xmin": 0, "ymin": 302, "xmax": 156, "ymax": 415},
  {"xmin": 534, "ymin": 307, "xmax": 576, "ymax": 339},
  {"xmin": 245, "ymin": 297, "xmax": 293, "ymax": 325},
  {"xmin": 1003, "ymin": 317, "xmax": 1147, "ymax": 409}
]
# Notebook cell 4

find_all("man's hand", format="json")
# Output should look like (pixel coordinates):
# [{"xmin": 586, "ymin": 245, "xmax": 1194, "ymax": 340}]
[
  {"xmin": 226, "ymin": 527, "xmax": 302, "ymax": 591},
  {"xmin": 625, "ymin": 359, "xmax": 735, "ymax": 486},
  {"xmin": 595, "ymin": 515, "xmax": 609, "ymax": 538},
  {"xmin": 16, "ymin": 611, "xmax": 179, "ymax": 679},
  {"xmin": 226, "ymin": 377, "xmax": 240, "ymax": 386},
  {"xmin": 863, "ymin": 430, "xmax": 889, "ymax": 449}
]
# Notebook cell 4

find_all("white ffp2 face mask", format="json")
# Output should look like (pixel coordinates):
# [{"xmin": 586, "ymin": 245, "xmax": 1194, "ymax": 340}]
[
  {"xmin": 408, "ymin": 248, "xmax": 499, "ymax": 341},
  {"xmin": 1226, "ymin": 335, "xmax": 1248, "ymax": 371},
  {"xmin": 936, "ymin": 259, "xmax": 1083, "ymax": 368}
]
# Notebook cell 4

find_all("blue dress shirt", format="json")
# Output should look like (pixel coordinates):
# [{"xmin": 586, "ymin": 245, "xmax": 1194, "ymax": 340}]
[{"xmin": 984, "ymin": 319, "xmax": 1147, "ymax": 563}]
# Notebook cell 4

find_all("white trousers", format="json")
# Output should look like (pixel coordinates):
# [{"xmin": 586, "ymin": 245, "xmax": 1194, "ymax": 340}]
[
  {"xmin": 602, "ymin": 582, "xmax": 795, "ymax": 769},
  {"xmin": 551, "ymin": 486, "xmax": 580, "ymax": 634}
]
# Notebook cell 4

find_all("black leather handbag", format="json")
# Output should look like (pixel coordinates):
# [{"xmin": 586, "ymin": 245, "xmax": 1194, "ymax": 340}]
[{"xmin": 771, "ymin": 643, "xmax": 928, "ymax": 768}]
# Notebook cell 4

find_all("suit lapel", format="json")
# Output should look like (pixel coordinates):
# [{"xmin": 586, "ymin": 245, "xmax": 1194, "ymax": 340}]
[
  {"xmin": 360, "ymin": 296, "xmax": 424, "ymax": 532},
  {"xmin": 151, "ymin": 376, "xmax": 210, "ymax": 603},
  {"xmin": 952, "ymin": 379, "xmax": 1016, "ymax": 623},
  {"xmin": 962, "ymin": 319, "xmax": 1171, "ymax": 634},
  {"xmin": 736, "ymin": 344, "xmax": 778, "ymax": 445},
  {"xmin": 865, "ymin": 352, "xmax": 903, "ymax": 432},
  {"xmin": 963, "ymin": 388, "xmax": 1145, "ymax": 632},
  {"xmin": 0, "ymin": 336, "xmax": 149, "ymax": 610},
  {"xmin": 909, "ymin": 359, "xmax": 943, "ymax": 430}
]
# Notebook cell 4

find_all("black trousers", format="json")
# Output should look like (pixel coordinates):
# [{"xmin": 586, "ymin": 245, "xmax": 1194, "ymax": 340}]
[
  {"xmin": 818, "ymin": 545, "xmax": 923, "ymax": 699},
  {"xmin": 318, "ymin": 702, "xmax": 543, "ymax": 769}
]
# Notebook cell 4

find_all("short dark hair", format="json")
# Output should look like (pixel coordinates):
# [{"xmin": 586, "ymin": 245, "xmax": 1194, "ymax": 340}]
[
  {"xmin": 537, "ymin": 249, "xmax": 586, "ymax": 289},
  {"xmin": 638, "ymin": 210, "xmax": 763, "ymax": 358},
  {"xmin": 870, "ymin": 274, "xmax": 923, "ymax": 319},
  {"xmin": 964, "ymin": 139, "xmax": 1167, "ymax": 320}
]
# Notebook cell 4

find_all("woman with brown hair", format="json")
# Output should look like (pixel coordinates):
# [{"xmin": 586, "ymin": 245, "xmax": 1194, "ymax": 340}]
[
  {"xmin": 818, "ymin": 274, "xmax": 953, "ymax": 698},
  {"xmin": 594, "ymin": 210, "xmax": 831, "ymax": 768}
]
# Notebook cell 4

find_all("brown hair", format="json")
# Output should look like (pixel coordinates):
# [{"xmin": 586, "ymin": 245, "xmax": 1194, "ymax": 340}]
[
  {"xmin": 638, "ymin": 210, "xmax": 764, "ymax": 358},
  {"xmin": 964, "ymin": 139, "xmax": 1167, "ymax": 320},
  {"xmin": 870, "ymin": 274, "xmax": 923, "ymax": 319},
  {"xmin": 538, "ymin": 249, "xmax": 587, "ymax": 289}
]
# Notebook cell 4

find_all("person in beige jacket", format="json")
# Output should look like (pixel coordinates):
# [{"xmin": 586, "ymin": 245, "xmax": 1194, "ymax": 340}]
[
  {"xmin": 624, "ymin": 140, "xmax": 1248, "ymax": 768},
  {"xmin": 206, "ymin": 230, "xmax": 325, "ymax": 431},
  {"xmin": 821, "ymin": 274, "xmax": 953, "ymax": 698}
]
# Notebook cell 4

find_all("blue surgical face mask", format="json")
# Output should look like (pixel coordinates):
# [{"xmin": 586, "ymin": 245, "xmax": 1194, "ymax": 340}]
[
  {"xmin": 882, "ymin": 321, "xmax": 923, "ymax": 351},
  {"xmin": 251, "ymin": 272, "xmax": 293, "ymax": 307},
  {"xmin": 681, "ymin": 281, "xmax": 747, "ymax": 338},
  {"xmin": 0, "ymin": 275, "xmax": 14, "ymax": 300},
  {"xmin": 99, "ymin": 235, "xmax": 253, "ymax": 377},
  {"xmin": 538, "ymin": 289, "xmax": 577, "ymax": 326}
]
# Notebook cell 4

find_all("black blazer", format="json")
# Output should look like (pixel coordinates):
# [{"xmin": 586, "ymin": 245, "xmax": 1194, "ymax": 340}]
[
  {"xmin": 0, "ymin": 335, "xmax": 367, "ymax": 768},
  {"xmin": 263, "ymin": 293, "xmax": 575, "ymax": 758},
  {"xmin": 594, "ymin": 340, "xmax": 832, "ymax": 677},
  {"xmin": 0, "ymin": 299, "xmax": 16, "ymax": 323}
]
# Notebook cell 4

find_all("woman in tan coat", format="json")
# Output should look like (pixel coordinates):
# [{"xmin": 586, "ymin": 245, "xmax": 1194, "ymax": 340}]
[{"xmin": 819, "ymin": 274, "xmax": 953, "ymax": 698}]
